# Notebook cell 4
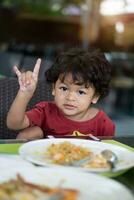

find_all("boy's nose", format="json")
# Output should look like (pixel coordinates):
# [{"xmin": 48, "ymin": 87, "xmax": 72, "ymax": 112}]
[{"xmin": 66, "ymin": 92, "xmax": 76, "ymax": 101}]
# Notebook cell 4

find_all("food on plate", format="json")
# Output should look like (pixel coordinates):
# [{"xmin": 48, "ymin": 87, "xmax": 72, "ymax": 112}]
[
  {"xmin": 45, "ymin": 141, "xmax": 92, "ymax": 165},
  {"xmin": 45, "ymin": 141, "xmax": 111, "ymax": 168},
  {"xmin": 82, "ymin": 154, "xmax": 110, "ymax": 168},
  {"xmin": 0, "ymin": 174, "xmax": 78, "ymax": 200}
]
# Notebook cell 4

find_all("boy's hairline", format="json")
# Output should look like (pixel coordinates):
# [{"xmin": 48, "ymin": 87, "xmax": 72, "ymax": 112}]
[{"xmin": 57, "ymin": 72, "xmax": 93, "ymax": 88}]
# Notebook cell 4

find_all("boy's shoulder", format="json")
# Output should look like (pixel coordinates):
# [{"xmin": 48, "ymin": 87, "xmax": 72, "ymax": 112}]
[
  {"xmin": 95, "ymin": 110, "xmax": 115, "ymax": 136},
  {"xmin": 97, "ymin": 110, "xmax": 113, "ymax": 122},
  {"xmin": 97, "ymin": 110, "xmax": 115, "ymax": 128}
]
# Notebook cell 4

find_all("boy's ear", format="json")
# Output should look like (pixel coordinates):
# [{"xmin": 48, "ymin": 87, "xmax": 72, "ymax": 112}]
[
  {"xmin": 52, "ymin": 84, "xmax": 55, "ymax": 96},
  {"xmin": 91, "ymin": 95, "xmax": 100, "ymax": 104}
]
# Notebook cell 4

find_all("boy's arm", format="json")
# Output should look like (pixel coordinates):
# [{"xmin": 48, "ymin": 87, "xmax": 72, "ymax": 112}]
[
  {"xmin": 6, "ymin": 59, "xmax": 41, "ymax": 130},
  {"xmin": 7, "ymin": 90, "xmax": 31, "ymax": 130}
]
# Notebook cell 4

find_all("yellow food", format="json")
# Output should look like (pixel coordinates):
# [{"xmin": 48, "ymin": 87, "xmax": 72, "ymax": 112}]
[
  {"xmin": 82, "ymin": 154, "xmax": 110, "ymax": 168},
  {"xmin": 45, "ymin": 142, "xmax": 110, "ymax": 168},
  {"xmin": 45, "ymin": 141, "xmax": 92, "ymax": 165},
  {"xmin": 0, "ymin": 174, "xmax": 78, "ymax": 200}
]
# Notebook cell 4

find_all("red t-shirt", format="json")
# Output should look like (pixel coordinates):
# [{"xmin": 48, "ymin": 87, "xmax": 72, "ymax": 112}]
[{"xmin": 26, "ymin": 101, "xmax": 115, "ymax": 137}]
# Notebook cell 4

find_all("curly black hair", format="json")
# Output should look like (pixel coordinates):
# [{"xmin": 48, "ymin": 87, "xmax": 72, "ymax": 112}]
[{"xmin": 45, "ymin": 47, "xmax": 112, "ymax": 99}]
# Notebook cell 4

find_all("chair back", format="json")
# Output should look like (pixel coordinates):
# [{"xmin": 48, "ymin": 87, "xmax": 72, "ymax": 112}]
[
  {"xmin": 0, "ymin": 52, "xmax": 23, "ymax": 76},
  {"xmin": 0, "ymin": 78, "xmax": 53, "ymax": 138}
]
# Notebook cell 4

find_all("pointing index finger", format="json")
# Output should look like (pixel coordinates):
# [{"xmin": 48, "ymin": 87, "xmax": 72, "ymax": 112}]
[{"xmin": 33, "ymin": 58, "xmax": 41, "ymax": 79}]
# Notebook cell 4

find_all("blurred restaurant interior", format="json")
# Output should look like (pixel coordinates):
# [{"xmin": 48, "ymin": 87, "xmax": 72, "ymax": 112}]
[{"xmin": 0, "ymin": 0, "xmax": 134, "ymax": 137}]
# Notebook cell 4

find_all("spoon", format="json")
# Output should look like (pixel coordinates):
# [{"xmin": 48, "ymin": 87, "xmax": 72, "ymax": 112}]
[
  {"xmin": 71, "ymin": 149, "xmax": 118, "ymax": 170},
  {"xmin": 70, "ymin": 155, "xmax": 93, "ymax": 167},
  {"xmin": 101, "ymin": 149, "xmax": 118, "ymax": 169}
]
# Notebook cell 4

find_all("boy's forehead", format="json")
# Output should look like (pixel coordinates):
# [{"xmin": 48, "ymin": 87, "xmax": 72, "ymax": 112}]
[
  {"xmin": 60, "ymin": 73, "xmax": 81, "ymax": 84},
  {"xmin": 63, "ymin": 74, "xmax": 74, "ymax": 82}
]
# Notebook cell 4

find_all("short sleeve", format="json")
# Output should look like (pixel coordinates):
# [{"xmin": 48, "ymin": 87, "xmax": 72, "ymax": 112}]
[
  {"xmin": 26, "ymin": 102, "xmax": 47, "ymax": 127},
  {"xmin": 103, "ymin": 120, "xmax": 115, "ymax": 136},
  {"xmin": 101, "ymin": 112, "xmax": 115, "ymax": 136}
]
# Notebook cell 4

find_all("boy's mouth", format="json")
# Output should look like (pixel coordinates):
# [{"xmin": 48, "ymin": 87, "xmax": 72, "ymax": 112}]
[{"xmin": 64, "ymin": 104, "xmax": 77, "ymax": 110}]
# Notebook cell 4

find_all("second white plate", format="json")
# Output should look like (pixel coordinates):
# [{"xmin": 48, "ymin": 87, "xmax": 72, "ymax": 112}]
[{"xmin": 0, "ymin": 167, "xmax": 134, "ymax": 200}]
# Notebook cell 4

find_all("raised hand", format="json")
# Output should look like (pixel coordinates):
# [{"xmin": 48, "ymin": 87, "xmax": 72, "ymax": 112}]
[{"xmin": 13, "ymin": 58, "xmax": 41, "ymax": 95}]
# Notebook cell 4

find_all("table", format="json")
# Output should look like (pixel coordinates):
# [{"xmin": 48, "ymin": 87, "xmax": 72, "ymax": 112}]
[
  {"xmin": 114, "ymin": 135, "xmax": 134, "ymax": 148},
  {"xmin": 103, "ymin": 139, "xmax": 134, "ymax": 193},
  {"xmin": 0, "ymin": 138, "xmax": 134, "ymax": 196}
]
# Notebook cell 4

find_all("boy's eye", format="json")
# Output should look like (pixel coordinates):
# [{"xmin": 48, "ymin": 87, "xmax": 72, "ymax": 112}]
[
  {"xmin": 59, "ymin": 86, "xmax": 68, "ymax": 91},
  {"xmin": 78, "ymin": 90, "xmax": 86, "ymax": 95}
]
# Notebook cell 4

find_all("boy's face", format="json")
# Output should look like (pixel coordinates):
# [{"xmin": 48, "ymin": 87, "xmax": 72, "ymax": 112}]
[{"xmin": 52, "ymin": 73, "xmax": 99, "ymax": 121}]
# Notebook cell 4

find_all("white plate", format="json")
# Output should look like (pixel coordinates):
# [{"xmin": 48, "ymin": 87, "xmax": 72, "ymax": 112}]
[
  {"xmin": 19, "ymin": 138, "xmax": 134, "ymax": 173},
  {"xmin": 0, "ymin": 167, "xmax": 133, "ymax": 200},
  {"xmin": 0, "ymin": 154, "xmax": 35, "ymax": 170}
]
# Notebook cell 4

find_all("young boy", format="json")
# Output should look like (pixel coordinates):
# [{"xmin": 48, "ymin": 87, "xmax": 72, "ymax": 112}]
[{"xmin": 7, "ymin": 48, "xmax": 115, "ymax": 139}]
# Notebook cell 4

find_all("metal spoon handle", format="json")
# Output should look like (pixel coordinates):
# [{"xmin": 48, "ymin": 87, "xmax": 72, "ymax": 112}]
[{"xmin": 71, "ymin": 156, "xmax": 92, "ymax": 167}]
